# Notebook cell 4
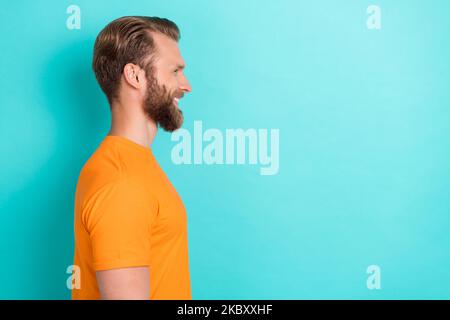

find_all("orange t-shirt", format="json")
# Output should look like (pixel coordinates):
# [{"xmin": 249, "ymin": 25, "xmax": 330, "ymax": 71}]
[{"xmin": 71, "ymin": 135, "xmax": 191, "ymax": 300}]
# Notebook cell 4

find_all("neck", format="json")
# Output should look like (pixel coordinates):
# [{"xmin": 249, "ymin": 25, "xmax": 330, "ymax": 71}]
[{"xmin": 108, "ymin": 100, "xmax": 158, "ymax": 149}]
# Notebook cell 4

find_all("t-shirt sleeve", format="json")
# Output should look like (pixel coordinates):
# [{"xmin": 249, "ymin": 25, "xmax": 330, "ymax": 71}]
[{"xmin": 81, "ymin": 177, "xmax": 158, "ymax": 271}]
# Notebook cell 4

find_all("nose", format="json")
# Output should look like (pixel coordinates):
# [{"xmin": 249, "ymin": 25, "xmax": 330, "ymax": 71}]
[{"xmin": 179, "ymin": 75, "xmax": 192, "ymax": 93}]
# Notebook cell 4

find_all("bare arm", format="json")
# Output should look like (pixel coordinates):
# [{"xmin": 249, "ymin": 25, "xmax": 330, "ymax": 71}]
[{"xmin": 96, "ymin": 266, "xmax": 150, "ymax": 300}]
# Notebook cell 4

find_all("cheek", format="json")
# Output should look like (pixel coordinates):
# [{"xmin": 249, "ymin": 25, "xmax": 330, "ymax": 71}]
[
  {"xmin": 157, "ymin": 73, "xmax": 178, "ymax": 90},
  {"xmin": 167, "ymin": 75, "xmax": 179, "ymax": 88}
]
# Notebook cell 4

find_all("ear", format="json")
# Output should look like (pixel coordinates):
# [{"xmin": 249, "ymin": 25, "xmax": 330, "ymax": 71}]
[{"xmin": 123, "ymin": 63, "xmax": 142, "ymax": 89}]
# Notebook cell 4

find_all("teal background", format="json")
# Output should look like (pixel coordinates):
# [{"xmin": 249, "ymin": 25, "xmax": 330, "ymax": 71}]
[{"xmin": 0, "ymin": 0, "xmax": 449, "ymax": 299}]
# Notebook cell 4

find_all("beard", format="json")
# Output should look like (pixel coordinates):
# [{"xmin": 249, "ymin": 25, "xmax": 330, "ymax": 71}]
[{"xmin": 142, "ymin": 68, "xmax": 183, "ymax": 132}]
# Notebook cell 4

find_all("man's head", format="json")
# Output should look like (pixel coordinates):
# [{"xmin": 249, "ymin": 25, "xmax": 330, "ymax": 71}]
[{"xmin": 92, "ymin": 16, "xmax": 191, "ymax": 132}]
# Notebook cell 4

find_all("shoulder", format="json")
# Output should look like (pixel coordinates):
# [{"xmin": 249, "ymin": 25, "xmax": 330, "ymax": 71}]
[
  {"xmin": 76, "ymin": 138, "xmax": 128, "ymax": 193},
  {"xmin": 79, "ymin": 174, "xmax": 159, "ymax": 233}
]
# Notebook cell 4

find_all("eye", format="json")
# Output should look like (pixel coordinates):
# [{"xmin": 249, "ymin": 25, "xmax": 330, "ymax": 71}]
[{"xmin": 173, "ymin": 68, "xmax": 179, "ymax": 74}]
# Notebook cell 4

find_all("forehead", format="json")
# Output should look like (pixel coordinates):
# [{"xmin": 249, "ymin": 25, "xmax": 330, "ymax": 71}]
[{"xmin": 150, "ymin": 32, "xmax": 184, "ymax": 66}]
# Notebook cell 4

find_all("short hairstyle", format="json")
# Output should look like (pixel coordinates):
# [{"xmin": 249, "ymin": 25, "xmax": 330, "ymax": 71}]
[{"xmin": 92, "ymin": 16, "xmax": 180, "ymax": 104}]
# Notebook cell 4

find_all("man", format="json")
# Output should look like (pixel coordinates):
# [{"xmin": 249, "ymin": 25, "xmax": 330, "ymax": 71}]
[{"xmin": 72, "ymin": 16, "xmax": 192, "ymax": 300}]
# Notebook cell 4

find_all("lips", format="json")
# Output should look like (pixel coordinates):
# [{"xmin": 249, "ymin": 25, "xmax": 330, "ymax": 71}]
[
  {"xmin": 173, "ymin": 92, "xmax": 184, "ymax": 108},
  {"xmin": 173, "ymin": 97, "xmax": 180, "ymax": 109}
]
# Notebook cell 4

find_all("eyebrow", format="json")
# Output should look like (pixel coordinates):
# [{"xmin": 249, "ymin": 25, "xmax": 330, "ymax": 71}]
[{"xmin": 175, "ymin": 64, "xmax": 185, "ymax": 70}]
